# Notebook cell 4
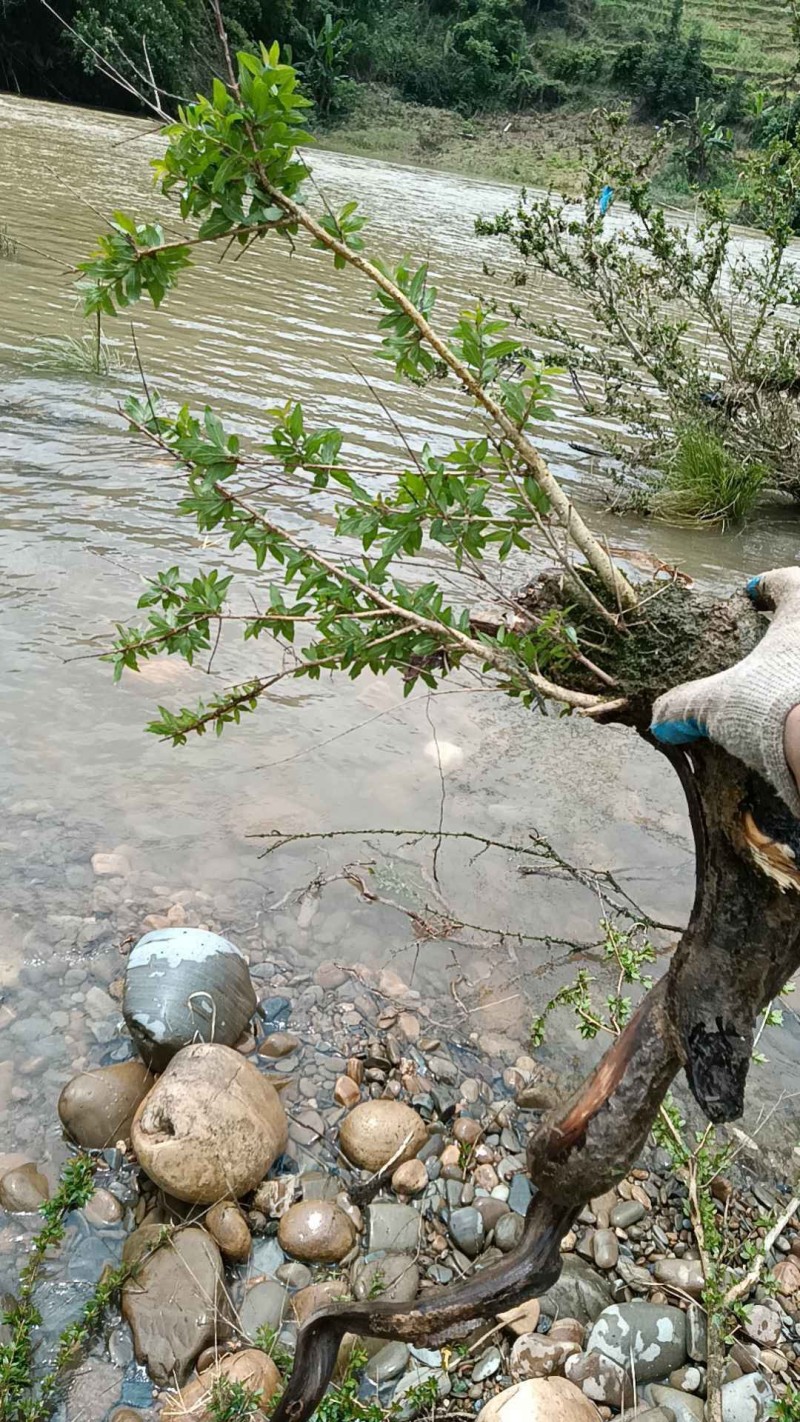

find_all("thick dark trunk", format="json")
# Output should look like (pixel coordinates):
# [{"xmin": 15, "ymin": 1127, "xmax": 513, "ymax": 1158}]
[{"xmin": 271, "ymin": 674, "xmax": 800, "ymax": 1422}]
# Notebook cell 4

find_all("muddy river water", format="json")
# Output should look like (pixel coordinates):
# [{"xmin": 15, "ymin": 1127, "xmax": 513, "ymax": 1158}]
[{"xmin": 2, "ymin": 94, "xmax": 800, "ymax": 1171}]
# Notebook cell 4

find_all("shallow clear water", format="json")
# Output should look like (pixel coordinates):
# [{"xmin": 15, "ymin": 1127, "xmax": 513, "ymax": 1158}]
[{"xmin": 1, "ymin": 94, "xmax": 800, "ymax": 1172}]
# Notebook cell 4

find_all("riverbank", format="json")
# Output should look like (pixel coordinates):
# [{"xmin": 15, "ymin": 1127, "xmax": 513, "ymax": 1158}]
[
  {"xmin": 313, "ymin": 87, "xmax": 655, "ymax": 194},
  {"xmin": 2, "ymin": 925, "xmax": 800, "ymax": 1422},
  {"xmin": 314, "ymin": 85, "xmax": 757, "ymax": 213}
]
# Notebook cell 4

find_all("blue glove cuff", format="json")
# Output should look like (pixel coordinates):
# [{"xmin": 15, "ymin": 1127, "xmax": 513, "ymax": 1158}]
[
  {"xmin": 746, "ymin": 576, "xmax": 762, "ymax": 602},
  {"xmin": 651, "ymin": 717, "xmax": 708, "ymax": 745}
]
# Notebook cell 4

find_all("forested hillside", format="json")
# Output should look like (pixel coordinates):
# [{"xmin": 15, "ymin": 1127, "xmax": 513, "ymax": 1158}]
[
  {"xmin": 0, "ymin": 0, "xmax": 795, "ymax": 118},
  {"xmin": 2, "ymin": 0, "xmax": 799, "ymax": 198}
]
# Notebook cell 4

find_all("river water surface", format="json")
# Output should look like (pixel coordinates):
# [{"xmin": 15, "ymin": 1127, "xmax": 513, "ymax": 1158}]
[{"xmin": 2, "ymin": 94, "xmax": 800, "ymax": 1170}]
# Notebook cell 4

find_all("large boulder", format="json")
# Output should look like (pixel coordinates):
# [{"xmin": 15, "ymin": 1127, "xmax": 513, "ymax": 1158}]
[
  {"xmin": 121, "ymin": 1225, "xmax": 227, "ymax": 1385},
  {"xmin": 123, "ymin": 927, "xmax": 257, "ymax": 1069},
  {"xmin": 58, "ymin": 1061, "xmax": 155, "ymax": 1149},
  {"xmin": 163, "ymin": 1349, "xmax": 281, "ymax": 1422},
  {"xmin": 131, "ymin": 1044, "xmax": 287, "ymax": 1203},
  {"xmin": 339, "ymin": 1100, "xmax": 427, "ymax": 1172},
  {"xmin": 587, "ymin": 1303, "xmax": 687, "ymax": 1384},
  {"xmin": 477, "ymin": 1377, "xmax": 601, "ymax": 1422}
]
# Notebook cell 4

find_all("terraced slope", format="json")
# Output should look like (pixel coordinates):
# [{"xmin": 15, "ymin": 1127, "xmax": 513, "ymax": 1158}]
[{"xmin": 595, "ymin": 0, "xmax": 794, "ymax": 84}]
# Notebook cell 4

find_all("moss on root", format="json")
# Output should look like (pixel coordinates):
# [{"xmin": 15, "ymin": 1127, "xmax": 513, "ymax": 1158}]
[{"xmin": 521, "ymin": 572, "xmax": 766, "ymax": 725}]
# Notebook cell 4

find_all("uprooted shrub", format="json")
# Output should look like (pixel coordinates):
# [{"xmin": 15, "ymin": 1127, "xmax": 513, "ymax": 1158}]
[{"xmin": 476, "ymin": 110, "xmax": 800, "ymax": 517}]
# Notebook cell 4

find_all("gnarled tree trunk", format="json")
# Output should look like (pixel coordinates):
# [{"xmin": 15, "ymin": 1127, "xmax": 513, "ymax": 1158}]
[{"xmin": 272, "ymin": 599, "xmax": 800, "ymax": 1422}]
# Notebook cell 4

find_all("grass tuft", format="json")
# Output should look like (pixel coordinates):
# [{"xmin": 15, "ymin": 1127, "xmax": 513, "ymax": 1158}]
[
  {"xmin": 649, "ymin": 423, "xmax": 766, "ymax": 526},
  {"xmin": 29, "ymin": 332, "xmax": 131, "ymax": 377},
  {"xmin": 0, "ymin": 223, "xmax": 19, "ymax": 260}
]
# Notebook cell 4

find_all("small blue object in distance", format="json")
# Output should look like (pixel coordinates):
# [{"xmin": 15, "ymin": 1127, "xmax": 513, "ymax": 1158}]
[
  {"xmin": 598, "ymin": 185, "xmax": 614, "ymax": 217},
  {"xmin": 650, "ymin": 717, "xmax": 708, "ymax": 744}
]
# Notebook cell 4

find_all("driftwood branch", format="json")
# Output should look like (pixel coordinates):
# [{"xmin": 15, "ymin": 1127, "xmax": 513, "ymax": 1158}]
[{"xmin": 272, "ymin": 741, "xmax": 800, "ymax": 1422}]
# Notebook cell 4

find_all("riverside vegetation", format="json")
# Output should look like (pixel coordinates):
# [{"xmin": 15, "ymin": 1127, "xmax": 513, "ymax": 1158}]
[{"xmin": 3, "ymin": 0, "xmax": 800, "ymax": 196}]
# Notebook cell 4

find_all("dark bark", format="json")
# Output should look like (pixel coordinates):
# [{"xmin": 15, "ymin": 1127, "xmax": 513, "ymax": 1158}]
[{"xmin": 271, "ymin": 595, "xmax": 800, "ymax": 1422}]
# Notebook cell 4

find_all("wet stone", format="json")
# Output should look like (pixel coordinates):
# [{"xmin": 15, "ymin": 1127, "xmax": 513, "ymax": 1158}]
[
  {"xmin": 508, "ymin": 1174, "xmax": 532, "ymax": 1216},
  {"xmin": 276, "ymin": 1261, "xmax": 312, "ymax": 1290},
  {"xmin": 367, "ymin": 1202, "xmax": 421, "ymax": 1254},
  {"xmin": 495, "ymin": 1211, "xmax": 525, "ymax": 1253},
  {"xmin": 610, "ymin": 1200, "xmax": 646, "ymax": 1229},
  {"xmin": 365, "ymin": 1342, "xmax": 410, "ymax": 1384},
  {"xmin": 240, "ymin": 1280, "xmax": 290, "ymax": 1339},
  {"xmin": 588, "ymin": 1304, "xmax": 687, "ymax": 1384},
  {"xmin": 448, "ymin": 1207, "xmax": 484, "ymax": 1259},
  {"xmin": 593, "ymin": 1230, "xmax": 619, "ymax": 1270},
  {"xmin": 353, "ymin": 1253, "xmax": 420, "ymax": 1304}
]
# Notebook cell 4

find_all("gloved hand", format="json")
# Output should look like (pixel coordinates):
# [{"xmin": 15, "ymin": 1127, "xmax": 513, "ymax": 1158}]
[{"xmin": 650, "ymin": 566, "xmax": 800, "ymax": 819}]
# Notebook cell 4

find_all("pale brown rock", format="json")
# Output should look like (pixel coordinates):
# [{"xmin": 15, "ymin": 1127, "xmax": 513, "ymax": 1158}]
[
  {"xmin": 278, "ymin": 1200, "xmax": 356, "ymax": 1263},
  {"xmin": 83, "ymin": 1188, "xmax": 124, "ymax": 1227},
  {"xmin": 334, "ymin": 1075, "xmax": 361, "ymax": 1109},
  {"xmin": 475, "ymin": 1164, "xmax": 499, "ymax": 1191},
  {"xmin": 121, "ymin": 1225, "xmax": 227, "ymax": 1385},
  {"xmin": 338, "ymin": 1099, "xmax": 427, "ymax": 1172},
  {"xmin": 131, "ymin": 1043, "xmax": 287, "ymax": 1203},
  {"xmin": 511, "ymin": 1335, "xmax": 577, "ymax": 1380},
  {"xmin": 206, "ymin": 1201, "xmax": 251, "ymax": 1262},
  {"xmin": 292, "ymin": 1279, "xmax": 350, "ymax": 1324},
  {"xmin": 453, "ymin": 1117, "xmax": 481, "ymax": 1146},
  {"xmin": 0, "ymin": 1163, "xmax": 49, "ymax": 1212},
  {"xmin": 163, "ymin": 1349, "xmax": 281, "ymax": 1422},
  {"xmin": 59, "ymin": 1062, "xmax": 155, "ymax": 1150},
  {"xmin": 499, "ymin": 1299, "xmax": 541, "ymax": 1336},
  {"xmin": 397, "ymin": 1012, "xmax": 420, "ymax": 1041},
  {"xmin": 550, "ymin": 1320, "xmax": 586, "ymax": 1348},
  {"xmin": 477, "ymin": 1378, "xmax": 602, "ymax": 1422},
  {"xmin": 92, "ymin": 851, "xmax": 130, "ymax": 877},
  {"xmin": 252, "ymin": 1175, "xmax": 298, "ymax": 1219},
  {"xmin": 391, "ymin": 1160, "xmax": 427, "ymax": 1196},
  {"xmin": 774, "ymin": 1256, "xmax": 800, "ymax": 1295},
  {"xmin": 258, "ymin": 1032, "xmax": 299, "ymax": 1059}
]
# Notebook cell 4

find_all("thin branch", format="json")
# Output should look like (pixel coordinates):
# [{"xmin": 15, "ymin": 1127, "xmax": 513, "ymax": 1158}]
[
  {"xmin": 217, "ymin": 482, "xmax": 620, "ymax": 713},
  {"xmin": 249, "ymin": 173, "xmax": 637, "ymax": 612}
]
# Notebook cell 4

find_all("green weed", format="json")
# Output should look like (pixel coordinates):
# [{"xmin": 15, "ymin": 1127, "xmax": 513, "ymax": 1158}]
[
  {"xmin": 650, "ymin": 424, "xmax": 766, "ymax": 526},
  {"xmin": 30, "ymin": 332, "xmax": 131, "ymax": 377}
]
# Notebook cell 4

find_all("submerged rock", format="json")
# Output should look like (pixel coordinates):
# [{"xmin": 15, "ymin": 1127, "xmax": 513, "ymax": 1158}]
[
  {"xmin": 58, "ymin": 1061, "xmax": 155, "ymax": 1149},
  {"xmin": 123, "ymin": 927, "xmax": 257, "ymax": 1069},
  {"xmin": 131, "ymin": 1043, "xmax": 287, "ymax": 1203},
  {"xmin": 121, "ymin": 1225, "xmax": 227, "ymax": 1385},
  {"xmin": 0, "ymin": 1162, "xmax": 49, "ymax": 1212}
]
